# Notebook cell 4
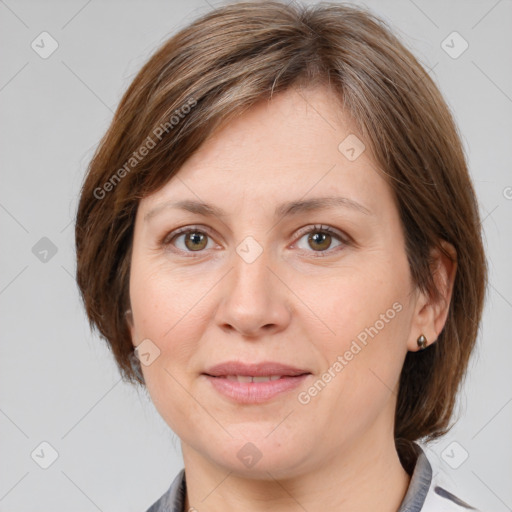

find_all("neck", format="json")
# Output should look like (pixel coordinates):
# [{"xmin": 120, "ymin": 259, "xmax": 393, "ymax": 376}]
[{"xmin": 182, "ymin": 435, "xmax": 411, "ymax": 512}]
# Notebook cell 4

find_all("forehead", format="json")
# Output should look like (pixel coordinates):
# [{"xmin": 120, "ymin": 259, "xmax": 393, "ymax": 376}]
[{"xmin": 138, "ymin": 85, "xmax": 391, "ymax": 218}]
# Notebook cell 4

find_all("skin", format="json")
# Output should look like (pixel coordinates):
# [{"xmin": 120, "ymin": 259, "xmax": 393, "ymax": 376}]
[{"xmin": 128, "ymin": 85, "xmax": 456, "ymax": 512}]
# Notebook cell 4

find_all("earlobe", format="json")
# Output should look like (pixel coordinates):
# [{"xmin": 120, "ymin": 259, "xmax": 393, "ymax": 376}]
[
  {"xmin": 124, "ymin": 308, "xmax": 145, "ymax": 384},
  {"xmin": 124, "ymin": 308, "xmax": 133, "ymax": 326},
  {"xmin": 408, "ymin": 240, "xmax": 457, "ymax": 352},
  {"xmin": 125, "ymin": 308, "xmax": 136, "ymax": 344}
]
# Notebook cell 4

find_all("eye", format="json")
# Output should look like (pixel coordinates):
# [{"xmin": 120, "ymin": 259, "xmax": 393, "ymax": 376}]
[
  {"xmin": 161, "ymin": 224, "xmax": 349, "ymax": 257},
  {"xmin": 293, "ymin": 224, "xmax": 347, "ymax": 255},
  {"xmin": 162, "ymin": 226, "xmax": 216, "ymax": 253}
]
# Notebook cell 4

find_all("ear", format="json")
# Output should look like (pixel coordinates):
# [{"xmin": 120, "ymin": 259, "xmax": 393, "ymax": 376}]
[
  {"xmin": 407, "ymin": 240, "xmax": 457, "ymax": 352},
  {"xmin": 124, "ymin": 308, "xmax": 137, "ymax": 346}
]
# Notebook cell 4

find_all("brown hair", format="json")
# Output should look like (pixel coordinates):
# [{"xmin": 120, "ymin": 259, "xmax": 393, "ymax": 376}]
[{"xmin": 75, "ymin": 0, "xmax": 487, "ymax": 471}]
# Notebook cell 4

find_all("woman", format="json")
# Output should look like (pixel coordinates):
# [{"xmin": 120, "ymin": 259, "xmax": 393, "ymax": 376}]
[{"xmin": 75, "ymin": 2, "xmax": 487, "ymax": 511}]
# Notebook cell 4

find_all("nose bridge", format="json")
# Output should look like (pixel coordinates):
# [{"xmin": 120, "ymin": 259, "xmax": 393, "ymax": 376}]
[
  {"xmin": 216, "ymin": 235, "xmax": 290, "ymax": 336},
  {"xmin": 233, "ymin": 236, "xmax": 271, "ymax": 296}
]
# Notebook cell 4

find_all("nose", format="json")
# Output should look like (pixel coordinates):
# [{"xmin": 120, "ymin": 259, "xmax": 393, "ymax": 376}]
[{"xmin": 215, "ymin": 243, "xmax": 292, "ymax": 338}]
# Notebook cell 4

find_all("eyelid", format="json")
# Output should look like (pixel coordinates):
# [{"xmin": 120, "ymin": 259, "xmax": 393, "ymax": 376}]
[
  {"xmin": 292, "ymin": 223, "xmax": 349, "ymax": 245},
  {"xmin": 160, "ymin": 223, "xmax": 351, "ymax": 256},
  {"xmin": 290, "ymin": 224, "xmax": 350, "ymax": 257},
  {"xmin": 160, "ymin": 224, "xmax": 217, "ymax": 247}
]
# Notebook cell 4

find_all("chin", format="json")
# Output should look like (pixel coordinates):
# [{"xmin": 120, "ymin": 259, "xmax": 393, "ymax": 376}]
[{"xmin": 205, "ymin": 435, "xmax": 313, "ymax": 480}]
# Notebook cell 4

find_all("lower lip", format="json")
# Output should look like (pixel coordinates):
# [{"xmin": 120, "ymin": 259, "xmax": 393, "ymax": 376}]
[{"xmin": 203, "ymin": 374, "xmax": 310, "ymax": 404}]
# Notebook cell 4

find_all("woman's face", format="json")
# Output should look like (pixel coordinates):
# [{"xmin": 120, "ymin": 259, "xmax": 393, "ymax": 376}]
[{"xmin": 128, "ymin": 85, "xmax": 424, "ymax": 477}]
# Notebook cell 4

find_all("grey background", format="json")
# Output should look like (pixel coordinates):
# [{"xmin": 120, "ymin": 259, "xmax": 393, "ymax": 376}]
[{"xmin": 0, "ymin": 0, "xmax": 511, "ymax": 510}]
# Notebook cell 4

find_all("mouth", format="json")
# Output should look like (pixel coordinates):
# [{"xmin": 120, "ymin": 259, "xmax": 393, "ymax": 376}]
[
  {"xmin": 202, "ymin": 361, "xmax": 311, "ymax": 404},
  {"xmin": 218, "ymin": 375, "xmax": 287, "ymax": 382}
]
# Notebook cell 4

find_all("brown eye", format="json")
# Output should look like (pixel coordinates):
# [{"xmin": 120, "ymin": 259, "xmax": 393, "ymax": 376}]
[
  {"xmin": 164, "ymin": 228, "xmax": 214, "ymax": 253},
  {"xmin": 183, "ymin": 231, "xmax": 208, "ymax": 251},
  {"xmin": 295, "ymin": 225, "xmax": 346, "ymax": 255},
  {"xmin": 307, "ymin": 231, "xmax": 332, "ymax": 251}
]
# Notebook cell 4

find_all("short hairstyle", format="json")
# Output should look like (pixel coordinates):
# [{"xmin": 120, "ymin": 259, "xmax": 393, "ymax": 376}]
[{"xmin": 75, "ymin": 0, "xmax": 487, "ymax": 471}]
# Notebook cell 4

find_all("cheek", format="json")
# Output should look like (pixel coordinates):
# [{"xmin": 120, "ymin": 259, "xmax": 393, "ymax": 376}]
[
  {"xmin": 129, "ymin": 258, "xmax": 213, "ymax": 388},
  {"xmin": 130, "ymin": 258, "xmax": 199, "ymax": 339},
  {"xmin": 319, "ymin": 269, "xmax": 408, "ymax": 348},
  {"xmin": 129, "ymin": 261, "xmax": 208, "ymax": 431},
  {"xmin": 312, "ymin": 258, "xmax": 412, "ymax": 406},
  {"xmin": 310, "ymin": 287, "xmax": 409, "ymax": 432}
]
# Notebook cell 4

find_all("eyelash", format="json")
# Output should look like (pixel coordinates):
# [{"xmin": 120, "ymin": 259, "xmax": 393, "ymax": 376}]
[{"xmin": 160, "ymin": 224, "xmax": 350, "ymax": 258}]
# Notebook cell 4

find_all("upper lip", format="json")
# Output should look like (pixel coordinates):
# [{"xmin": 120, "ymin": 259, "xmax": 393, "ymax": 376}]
[{"xmin": 203, "ymin": 361, "xmax": 310, "ymax": 377}]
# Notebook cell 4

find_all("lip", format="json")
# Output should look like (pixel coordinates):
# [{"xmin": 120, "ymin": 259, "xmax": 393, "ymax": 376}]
[
  {"xmin": 202, "ymin": 361, "xmax": 311, "ymax": 404},
  {"xmin": 203, "ymin": 361, "xmax": 310, "ymax": 377}
]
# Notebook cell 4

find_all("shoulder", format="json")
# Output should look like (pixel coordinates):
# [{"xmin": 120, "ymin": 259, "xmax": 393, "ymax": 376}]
[{"xmin": 144, "ymin": 468, "xmax": 186, "ymax": 512}]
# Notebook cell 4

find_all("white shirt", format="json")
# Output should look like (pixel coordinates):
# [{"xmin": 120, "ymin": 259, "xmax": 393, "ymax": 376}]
[{"xmin": 145, "ymin": 442, "xmax": 480, "ymax": 511}]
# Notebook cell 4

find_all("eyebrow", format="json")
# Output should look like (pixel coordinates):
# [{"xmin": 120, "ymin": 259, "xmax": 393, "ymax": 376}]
[
  {"xmin": 144, "ymin": 196, "xmax": 373, "ymax": 221},
  {"xmin": 144, "ymin": 195, "xmax": 372, "ymax": 222}
]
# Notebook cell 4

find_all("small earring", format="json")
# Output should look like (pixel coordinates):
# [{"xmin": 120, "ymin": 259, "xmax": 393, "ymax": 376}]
[{"xmin": 417, "ymin": 334, "xmax": 428, "ymax": 350}]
